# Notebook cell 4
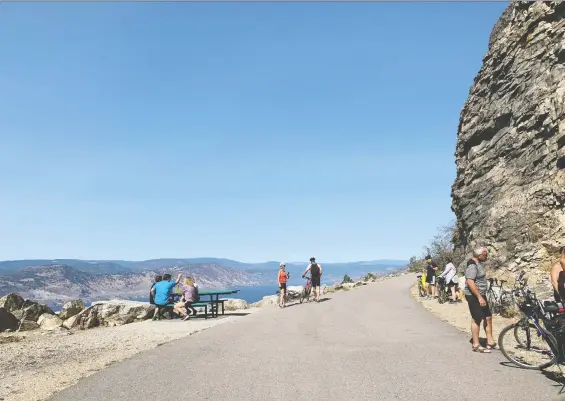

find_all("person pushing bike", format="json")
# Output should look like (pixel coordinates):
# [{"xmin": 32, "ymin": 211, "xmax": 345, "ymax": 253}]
[{"xmin": 303, "ymin": 257, "xmax": 323, "ymax": 302}]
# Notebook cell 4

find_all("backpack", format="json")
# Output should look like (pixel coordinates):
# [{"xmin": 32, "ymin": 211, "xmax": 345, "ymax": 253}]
[{"xmin": 311, "ymin": 263, "xmax": 320, "ymax": 277}]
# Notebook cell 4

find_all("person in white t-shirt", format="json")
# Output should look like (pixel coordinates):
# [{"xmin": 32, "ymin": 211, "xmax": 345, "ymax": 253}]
[{"xmin": 439, "ymin": 257, "xmax": 460, "ymax": 303}]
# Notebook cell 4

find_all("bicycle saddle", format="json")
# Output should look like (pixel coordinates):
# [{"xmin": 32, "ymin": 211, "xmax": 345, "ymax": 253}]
[{"xmin": 543, "ymin": 300, "xmax": 560, "ymax": 313}]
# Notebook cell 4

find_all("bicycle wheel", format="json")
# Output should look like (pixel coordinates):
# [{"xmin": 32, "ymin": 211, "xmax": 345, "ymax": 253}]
[
  {"xmin": 499, "ymin": 319, "xmax": 558, "ymax": 370},
  {"xmin": 299, "ymin": 289, "xmax": 306, "ymax": 303},
  {"xmin": 438, "ymin": 287, "xmax": 447, "ymax": 304},
  {"xmin": 486, "ymin": 290, "xmax": 500, "ymax": 314},
  {"xmin": 418, "ymin": 282, "xmax": 426, "ymax": 297}
]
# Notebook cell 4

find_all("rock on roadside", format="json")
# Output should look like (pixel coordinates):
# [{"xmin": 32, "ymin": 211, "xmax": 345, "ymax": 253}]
[
  {"xmin": 0, "ymin": 293, "xmax": 25, "ymax": 312},
  {"xmin": 59, "ymin": 299, "xmax": 85, "ymax": 320},
  {"xmin": 69, "ymin": 300, "xmax": 156, "ymax": 329},
  {"xmin": 38, "ymin": 313, "xmax": 63, "ymax": 330},
  {"xmin": 18, "ymin": 319, "xmax": 40, "ymax": 331},
  {"xmin": 0, "ymin": 307, "xmax": 19, "ymax": 332},
  {"xmin": 20, "ymin": 301, "xmax": 55, "ymax": 322},
  {"xmin": 250, "ymin": 295, "xmax": 279, "ymax": 308},
  {"xmin": 223, "ymin": 298, "xmax": 249, "ymax": 311}
]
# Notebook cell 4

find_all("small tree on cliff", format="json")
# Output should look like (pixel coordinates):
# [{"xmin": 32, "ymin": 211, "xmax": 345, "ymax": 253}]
[
  {"xmin": 342, "ymin": 274, "xmax": 353, "ymax": 284},
  {"xmin": 406, "ymin": 221, "xmax": 465, "ymax": 272}
]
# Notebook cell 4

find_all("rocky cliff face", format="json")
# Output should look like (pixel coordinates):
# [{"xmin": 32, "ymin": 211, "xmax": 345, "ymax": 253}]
[{"xmin": 452, "ymin": 2, "xmax": 565, "ymax": 274}]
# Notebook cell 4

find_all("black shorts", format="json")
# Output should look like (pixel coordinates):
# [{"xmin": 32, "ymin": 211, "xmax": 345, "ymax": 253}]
[
  {"xmin": 465, "ymin": 294, "xmax": 492, "ymax": 324},
  {"xmin": 426, "ymin": 275, "xmax": 436, "ymax": 285},
  {"xmin": 279, "ymin": 283, "xmax": 287, "ymax": 290},
  {"xmin": 311, "ymin": 276, "xmax": 321, "ymax": 287}
]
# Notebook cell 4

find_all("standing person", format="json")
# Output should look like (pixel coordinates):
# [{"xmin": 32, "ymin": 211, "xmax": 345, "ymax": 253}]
[
  {"xmin": 303, "ymin": 257, "xmax": 323, "ymax": 302},
  {"xmin": 151, "ymin": 273, "xmax": 182, "ymax": 320},
  {"xmin": 278, "ymin": 263, "xmax": 288, "ymax": 308},
  {"xmin": 465, "ymin": 247, "xmax": 495, "ymax": 353},
  {"xmin": 439, "ymin": 257, "xmax": 460, "ymax": 303},
  {"xmin": 150, "ymin": 275, "xmax": 163, "ymax": 321},
  {"xmin": 425, "ymin": 255, "xmax": 438, "ymax": 299},
  {"xmin": 550, "ymin": 246, "xmax": 565, "ymax": 303}
]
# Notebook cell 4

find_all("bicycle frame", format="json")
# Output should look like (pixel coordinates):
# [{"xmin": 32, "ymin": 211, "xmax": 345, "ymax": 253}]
[{"xmin": 515, "ymin": 288, "xmax": 561, "ymax": 358}]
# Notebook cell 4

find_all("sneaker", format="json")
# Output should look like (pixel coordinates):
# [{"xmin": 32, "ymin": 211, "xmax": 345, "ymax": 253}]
[{"xmin": 182, "ymin": 315, "xmax": 190, "ymax": 321}]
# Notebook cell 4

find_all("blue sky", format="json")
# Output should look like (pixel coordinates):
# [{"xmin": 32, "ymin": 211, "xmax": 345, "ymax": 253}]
[{"xmin": 0, "ymin": 2, "xmax": 508, "ymax": 263}]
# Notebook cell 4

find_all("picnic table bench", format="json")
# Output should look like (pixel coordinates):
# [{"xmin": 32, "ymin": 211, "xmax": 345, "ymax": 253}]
[{"xmin": 166, "ymin": 289, "xmax": 240, "ymax": 319}]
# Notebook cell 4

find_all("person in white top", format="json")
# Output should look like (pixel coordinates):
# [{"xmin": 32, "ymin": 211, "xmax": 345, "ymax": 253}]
[{"xmin": 439, "ymin": 257, "xmax": 460, "ymax": 303}]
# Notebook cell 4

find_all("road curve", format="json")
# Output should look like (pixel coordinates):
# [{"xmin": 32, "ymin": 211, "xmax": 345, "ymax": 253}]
[{"xmin": 48, "ymin": 274, "xmax": 564, "ymax": 401}]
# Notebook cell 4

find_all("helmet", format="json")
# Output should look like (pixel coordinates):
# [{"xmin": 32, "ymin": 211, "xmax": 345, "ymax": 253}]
[
  {"xmin": 280, "ymin": 262, "xmax": 286, "ymax": 267},
  {"xmin": 309, "ymin": 257, "xmax": 316, "ymax": 262}
]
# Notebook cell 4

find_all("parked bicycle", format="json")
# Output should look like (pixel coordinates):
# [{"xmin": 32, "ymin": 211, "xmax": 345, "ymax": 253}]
[
  {"xmin": 416, "ymin": 274, "xmax": 426, "ymax": 298},
  {"xmin": 485, "ymin": 274, "xmax": 524, "ymax": 316},
  {"xmin": 300, "ymin": 275, "xmax": 312, "ymax": 303},
  {"xmin": 498, "ymin": 280, "xmax": 565, "ymax": 370},
  {"xmin": 436, "ymin": 277, "xmax": 451, "ymax": 304},
  {"xmin": 276, "ymin": 287, "xmax": 301, "ymax": 303}
]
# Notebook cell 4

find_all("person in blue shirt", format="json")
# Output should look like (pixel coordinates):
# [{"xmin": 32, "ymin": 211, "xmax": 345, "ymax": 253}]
[{"xmin": 151, "ymin": 272, "xmax": 182, "ymax": 320}]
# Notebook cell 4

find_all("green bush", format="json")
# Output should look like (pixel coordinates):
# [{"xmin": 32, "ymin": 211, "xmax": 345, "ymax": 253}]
[
  {"xmin": 362, "ymin": 272, "xmax": 377, "ymax": 281},
  {"xmin": 406, "ymin": 221, "xmax": 466, "ymax": 272},
  {"xmin": 342, "ymin": 274, "xmax": 354, "ymax": 284}
]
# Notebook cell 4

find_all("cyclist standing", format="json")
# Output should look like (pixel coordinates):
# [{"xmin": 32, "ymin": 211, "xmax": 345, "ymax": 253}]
[
  {"xmin": 303, "ymin": 257, "xmax": 323, "ymax": 302},
  {"xmin": 278, "ymin": 263, "xmax": 288, "ymax": 308}
]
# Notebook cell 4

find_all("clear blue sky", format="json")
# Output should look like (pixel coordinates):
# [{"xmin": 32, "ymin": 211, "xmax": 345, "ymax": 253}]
[{"xmin": 0, "ymin": 2, "xmax": 508, "ymax": 263}]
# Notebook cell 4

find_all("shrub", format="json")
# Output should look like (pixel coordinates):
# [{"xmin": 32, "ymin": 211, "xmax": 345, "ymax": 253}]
[
  {"xmin": 342, "ymin": 274, "xmax": 354, "ymax": 284},
  {"xmin": 406, "ymin": 221, "xmax": 466, "ymax": 272}
]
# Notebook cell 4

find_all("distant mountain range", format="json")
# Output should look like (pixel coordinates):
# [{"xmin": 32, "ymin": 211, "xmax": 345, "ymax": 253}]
[{"xmin": 0, "ymin": 258, "xmax": 408, "ymax": 305}]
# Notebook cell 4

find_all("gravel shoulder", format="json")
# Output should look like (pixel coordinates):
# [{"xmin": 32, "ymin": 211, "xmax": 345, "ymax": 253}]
[{"xmin": 0, "ymin": 308, "xmax": 261, "ymax": 401}]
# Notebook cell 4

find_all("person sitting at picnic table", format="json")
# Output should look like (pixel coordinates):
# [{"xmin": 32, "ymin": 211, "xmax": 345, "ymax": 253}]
[
  {"xmin": 151, "ymin": 272, "xmax": 182, "ymax": 320},
  {"xmin": 150, "ymin": 275, "xmax": 163, "ymax": 321},
  {"xmin": 180, "ymin": 276, "xmax": 199, "ymax": 320}
]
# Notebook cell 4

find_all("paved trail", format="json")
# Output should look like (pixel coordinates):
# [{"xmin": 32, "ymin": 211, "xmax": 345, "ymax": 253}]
[{"xmin": 49, "ymin": 275, "xmax": 565, "ymax": 401}]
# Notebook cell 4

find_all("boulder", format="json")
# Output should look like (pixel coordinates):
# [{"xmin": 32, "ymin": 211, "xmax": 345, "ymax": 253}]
[
  {"xmin": 73, "ymin": 300, "xmax": 155, "ymax": 329},
  {"xmin": 59, "ymin": 299, "xmax": 85, "ymax": 320},
  {"xmin": 11, "ymin": 309, "xmax": 24, "ymax": 321},
  {"xmin": 38, "ymin": 313, "xmax": 63, "ymax": 331},
  {"xmin": 18, "ymin": 319, "xmax": 40, "ymax": 331},
  {"xmin": 286, "ymin": 285, "xmax": 303, "ymax": 294},
  {"xmin": 223, "ymin": 298, "xmax": 248, "ymax": 311},
  {"xmin": 0, "ymin": 307, "xmax": 19, "ymax": 332},
  {"xmin": 20, "ymin": 302, "xmax": 55, "ymax": 322},
  {"xmin": 62, "ymin": 314, "xmax": 80, "ymax": 330},
  {"xmin": 0, "ymin": 293, "xmax": 24, "ymax": 313},
  {"xmin": 250, "ymin": 295, "xmax": 278, "ymax": 308}
]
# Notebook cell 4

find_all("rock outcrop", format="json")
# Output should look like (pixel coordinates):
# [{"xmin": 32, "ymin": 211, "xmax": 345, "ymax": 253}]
[
  {"xmin": 67, "ymin": 300, "xmax": 156, "ymax": 329},
  {"xmin": 452, "ymin": 2, "xmax": 565, "ymax": 276},
  {"xmin": 0, "ymin": 307, "xmax": 19, "ymax": 332},
  {"xmin": 222, "ymin": 299, "xmax": 249, "ymax": 311},
  {"xmin": 58, "ymin": 299, "xmax": 85, "ymax": 320},
  {"xmin": 38, "ymin": 313, "xmax": 63, "ymax": 330}
]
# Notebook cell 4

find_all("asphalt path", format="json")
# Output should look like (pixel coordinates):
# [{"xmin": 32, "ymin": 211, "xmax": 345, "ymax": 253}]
[{"xmin": 48, "ymin": 274, "xmax": 565, "ymax": 401}]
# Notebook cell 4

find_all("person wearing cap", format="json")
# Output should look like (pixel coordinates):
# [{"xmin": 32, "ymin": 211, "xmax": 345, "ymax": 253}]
[
  {"xmin": 425, "ymin": 255, "xmax": 438, "ymax": 299},
  {"xmin": 278, "ymin": 263, "xmax": 288, "ymax": 308}
]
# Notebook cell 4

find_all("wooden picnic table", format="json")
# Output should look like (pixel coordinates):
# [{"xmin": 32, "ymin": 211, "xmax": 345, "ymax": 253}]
[{"xmin": 169, "ymin": 289, "xmax": 240, "ymax": 318}]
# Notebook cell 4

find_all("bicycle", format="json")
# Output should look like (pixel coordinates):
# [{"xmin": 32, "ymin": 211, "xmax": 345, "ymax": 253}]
[
  {"xmin": 300, "ymin": 275, "xmax": 312, "ymax": 303},
  {"xmin": 416, "ymin": 274, "xmax": 426, "ymax": 297},
  {"xmin": 436, "ymin": 277, "xmax": 451, "ymax": 304},
  {"xmin": 485, "ymin": 277, "xmax": 519, "ymax": 316},
  {"xmin": 498, "ymin": 282, "xmax": 565, "ymax": 370},
  {"xmin": 276, "ymin": 287, "xmax": 301, "ymax": 303}
]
